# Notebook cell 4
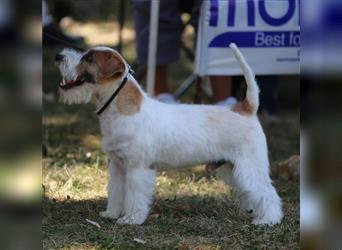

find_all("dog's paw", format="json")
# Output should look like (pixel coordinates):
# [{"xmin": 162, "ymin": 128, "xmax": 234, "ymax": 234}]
[
  {"xmin": 239, "ymin": 199, "xmax": 254, "ymax": 214},
  {"xmin": 116, "ymin": 214, "xmax": 146, "ymax": 225},
  {"xmin": 251, "ymin": 205, "xmax": 283, "ymax": 226},
  {"xmin": 241, "ymin": 209, "xmax": 253, "ymax": 214},
  {"xmin": 99, "ymin": 210, "xmax": 120, "ymax": 219},
  {"xmin": 252, "ymin": 217, "xmax": 280, "ymax": 226}
]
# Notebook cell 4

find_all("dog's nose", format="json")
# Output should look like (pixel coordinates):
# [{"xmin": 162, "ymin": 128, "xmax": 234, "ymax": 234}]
[{"xmin": 55, "ymin": 54, "xmax": 64, "ymax": 62}]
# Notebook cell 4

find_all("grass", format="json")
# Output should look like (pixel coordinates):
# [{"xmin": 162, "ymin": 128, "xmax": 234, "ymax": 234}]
[
  {"xmin": 43, "ymin": 20, "xmax": 299, "ymax": 249},
  {"xmin": 43, "ymin": 162, "xmax": 299, "ymax": 249},
  {"xmin": 43, "ymin": 160, "xmax": 299, "ymax": 249}
]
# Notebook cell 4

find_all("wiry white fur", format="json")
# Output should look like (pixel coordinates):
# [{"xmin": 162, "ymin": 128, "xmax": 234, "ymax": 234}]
[
  {"xmin": 56, "ymin": 48, "xmax": 94, "ymax": 104},
  {"xmin": 56, "ymin": 44, "xmax": 283, "ymax": 226},
  {"xmin": 230, "ymin": 43, "xmax": 259, "ymax": 114},
  {"xmin": 58, "ymin": 83, "xmax": 94, "ymax": 104},
  {"xmin": 56, "ymin": 48, "xmax": 82, "ymax": 82}
]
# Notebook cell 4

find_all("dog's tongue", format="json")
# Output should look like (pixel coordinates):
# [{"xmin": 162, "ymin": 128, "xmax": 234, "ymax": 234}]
[{"xmin": 59, "ymin": 77, "xmax": 85, "ymax": 90}]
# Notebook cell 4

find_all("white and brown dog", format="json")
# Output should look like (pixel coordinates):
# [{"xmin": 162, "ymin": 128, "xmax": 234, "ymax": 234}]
[{"xmin": 55, "ymin": 44, "xmax": 283, "ymax": 225}]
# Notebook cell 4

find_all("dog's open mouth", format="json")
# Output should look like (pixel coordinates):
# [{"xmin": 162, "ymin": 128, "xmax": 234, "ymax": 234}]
[{"xmin": 59, "ymin": 77, "xmax": 85, "ymax": 90}]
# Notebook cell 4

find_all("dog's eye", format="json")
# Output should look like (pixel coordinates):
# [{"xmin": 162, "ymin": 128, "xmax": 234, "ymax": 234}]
[
  {"xmin": 83, "ymin": 72, "xmax": 95, "ymax": 83},
  {"xmin": 82, "ymin": 54, "xmax": 93, "ymax": 63}
]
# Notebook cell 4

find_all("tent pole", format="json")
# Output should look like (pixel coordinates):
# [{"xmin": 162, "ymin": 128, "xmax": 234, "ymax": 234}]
[{"xmin": 146, "ymin": 0, "xmax": 160, "ymax": 96}]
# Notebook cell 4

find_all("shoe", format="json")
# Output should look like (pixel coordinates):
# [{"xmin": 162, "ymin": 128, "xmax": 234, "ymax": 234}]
[
  {"xmin": 156, "ymin": 93, "xmax": 179, "ymax": 104},
  {"xmin": 216, "ymin": 96, "xmax": 238, "ymax": 107}
]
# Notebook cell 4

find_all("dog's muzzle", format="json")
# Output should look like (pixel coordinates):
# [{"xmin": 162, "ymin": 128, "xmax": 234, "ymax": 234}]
[
  {"xmin": 55, "ymin": 53, "xmax": 87, "ymax": 90},
  {"xmin": 59, "ymin": 77, "xmax": 86, "ymax": 90}
]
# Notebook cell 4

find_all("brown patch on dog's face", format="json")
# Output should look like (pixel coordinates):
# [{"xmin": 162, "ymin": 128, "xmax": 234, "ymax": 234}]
[
  {"xmin": 76, "ymin": 48, "xmax": 142, "ymax": 115},
  {"xmin": 77, "ymin": 49, "xmax": 126, "ymax": 84},
  {"xmin": 94, "ymin": 50, "xmax": 125, "ymax": 82},
  {"xmin": 232, "ymin": 100, "xmax": 254, "ymax": 115},
  {"xmin": 116, "ymin": 80, "xmax": 143, "ymax": 115}
]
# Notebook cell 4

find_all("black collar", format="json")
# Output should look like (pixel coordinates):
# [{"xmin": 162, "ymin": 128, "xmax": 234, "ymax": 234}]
[{"xmin": 96, "ymin": 67, "xmax": 134, "ymax": 116}]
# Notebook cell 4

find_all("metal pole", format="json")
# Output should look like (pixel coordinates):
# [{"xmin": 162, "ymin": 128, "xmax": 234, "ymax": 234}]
[
  {"xmin": 117, "ymin": 0, "xmax": 126, "ymax": 53},
  {"xmin": 146, "ymin": 0, "xmax": 160, "ymax": 96},
  {"xmin": 173, "ymin": 73, "xmax": 198, "ymax": 99}
]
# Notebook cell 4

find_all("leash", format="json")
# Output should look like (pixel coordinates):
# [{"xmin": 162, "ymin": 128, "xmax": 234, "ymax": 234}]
[
  {"xmin": 96, "ymin": 67, "xmax": 135, "ymax": 116},
  {"xmin": 43, "ymin": 31, "xmax": 86, "ymax": 52}
]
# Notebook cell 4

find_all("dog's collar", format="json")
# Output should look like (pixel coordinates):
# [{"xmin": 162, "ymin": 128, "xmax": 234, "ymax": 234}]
[{"xmin": 96, "ymin": 67, "xmax": 135, "ymax": 116}]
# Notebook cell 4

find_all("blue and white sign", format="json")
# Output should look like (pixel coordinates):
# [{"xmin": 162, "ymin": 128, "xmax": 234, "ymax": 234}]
[{"xmin": 195, "ymin": 0, "xmax": 300, "ymax": 76}]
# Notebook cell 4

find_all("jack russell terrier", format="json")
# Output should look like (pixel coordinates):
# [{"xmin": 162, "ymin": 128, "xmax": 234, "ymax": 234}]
[{"xmin": 55, "ymin": 43, "xmax": 282, "ymax": 225}]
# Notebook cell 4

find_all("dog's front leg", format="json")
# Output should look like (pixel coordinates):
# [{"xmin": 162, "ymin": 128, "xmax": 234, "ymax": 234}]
[
  {"xmin": 100, "ymin": 160, "xmax": 124, "ymax": 219},
  {"xmin": 117, "ymin": 167, "xmax": 156, "ymax": 225}
]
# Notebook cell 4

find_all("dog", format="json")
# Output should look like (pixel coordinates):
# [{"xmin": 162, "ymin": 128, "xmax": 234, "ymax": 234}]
[{"xmin": 55, "ymin": 44, "xmax": 283, "ymax": 225}]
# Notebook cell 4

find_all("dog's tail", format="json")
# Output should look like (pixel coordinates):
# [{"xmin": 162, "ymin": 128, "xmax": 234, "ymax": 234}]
[{"xmin": 229, "ymin": 43, "xmax": 259, "ymax": 116}]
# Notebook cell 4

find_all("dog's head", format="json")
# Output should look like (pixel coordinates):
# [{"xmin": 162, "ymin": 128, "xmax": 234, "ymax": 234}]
[
  {"xmin": 55, "ymin": 47, "xmax": 127, "ymax": 105},
  {"xmin": 77, "ymin": 47, "xmax": 126, "ymax": 85}
]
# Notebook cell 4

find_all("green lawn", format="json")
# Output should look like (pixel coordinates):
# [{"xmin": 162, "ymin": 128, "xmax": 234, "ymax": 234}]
[{"xmin": 43, "ymin": 41, "xmax": 299, "ymax": 249}]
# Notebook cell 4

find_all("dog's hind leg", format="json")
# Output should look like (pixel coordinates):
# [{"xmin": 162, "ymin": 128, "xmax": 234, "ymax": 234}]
[
  {"xmin": 117, "ymin": 167, "xmax": 156, "ymax": 225},
  {"xmin": 100, "ymin": 160, "xmax": 125, "ymax": 219},
  {"xmin": 216, "ymin": 162, "xmax": 235, "ymax": 187},
  {"xmin": 218, "ymin": 163, "xmax": 254, "ymax": 213},
  {"xmin": 216, "ymin": 162, "xmax": 253, "ymax": 213},
  {"xmin": 232, "ymin": 156, "xmax": 283, "ymax": 225}
]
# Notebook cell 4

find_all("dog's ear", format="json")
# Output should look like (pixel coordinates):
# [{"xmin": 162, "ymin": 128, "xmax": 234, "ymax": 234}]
[{"xmin": 94, "ymin": 51, "xmax": 125, "ymax": 82}]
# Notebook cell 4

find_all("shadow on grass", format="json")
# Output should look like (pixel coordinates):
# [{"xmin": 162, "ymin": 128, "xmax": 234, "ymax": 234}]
[
  {"xmin": 42, "ymin": 195, "xmax": 242, "ymax": 228},
  {"xmin": 42, "ymin": 195, "xmax": 244, "ymax": 249},
  {"xmin": 43, "ymin": 181, "xmax": 299, "ymax": 249}
]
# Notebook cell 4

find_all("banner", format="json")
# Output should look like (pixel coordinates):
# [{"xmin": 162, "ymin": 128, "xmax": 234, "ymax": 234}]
[{"xmin": 195, "ymin": 0, "xmax": 300, "ymax": 76}]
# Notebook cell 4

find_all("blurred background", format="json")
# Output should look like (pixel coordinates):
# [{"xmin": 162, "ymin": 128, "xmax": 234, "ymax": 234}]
[
  {"xmin": 0, "ymin": 0, "xmax": 340, "ymax": 249},
  {"xmin": 0, "ymin": 0, "xmax": 41, "ymax": 249},
  {"xmin": 301, "ymin": 0, "xmax": 342, "ymax": 249}
]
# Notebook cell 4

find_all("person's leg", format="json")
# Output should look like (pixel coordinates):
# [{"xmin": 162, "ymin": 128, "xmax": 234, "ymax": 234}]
[
  {"xmin": 190, "ymin": 1, "xmax": 235, "ymax": 105},
  {"xmin": 210, "ymin": 76, "xmax": 237, "ymax": 106},
  {"xmin": 155, "ymin": 65, "xmax": 168, "ymax": 95},
  {"xmin": 258, "ymin": 76, "xmax": 278, "ymax": 115},
  {"xmin": 132, "ymin": 0, "xmax": 183, "ymax": 96},
  {"xmin": 210, "ymin": 76, "xmax": 232, "ymax": 102}
]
